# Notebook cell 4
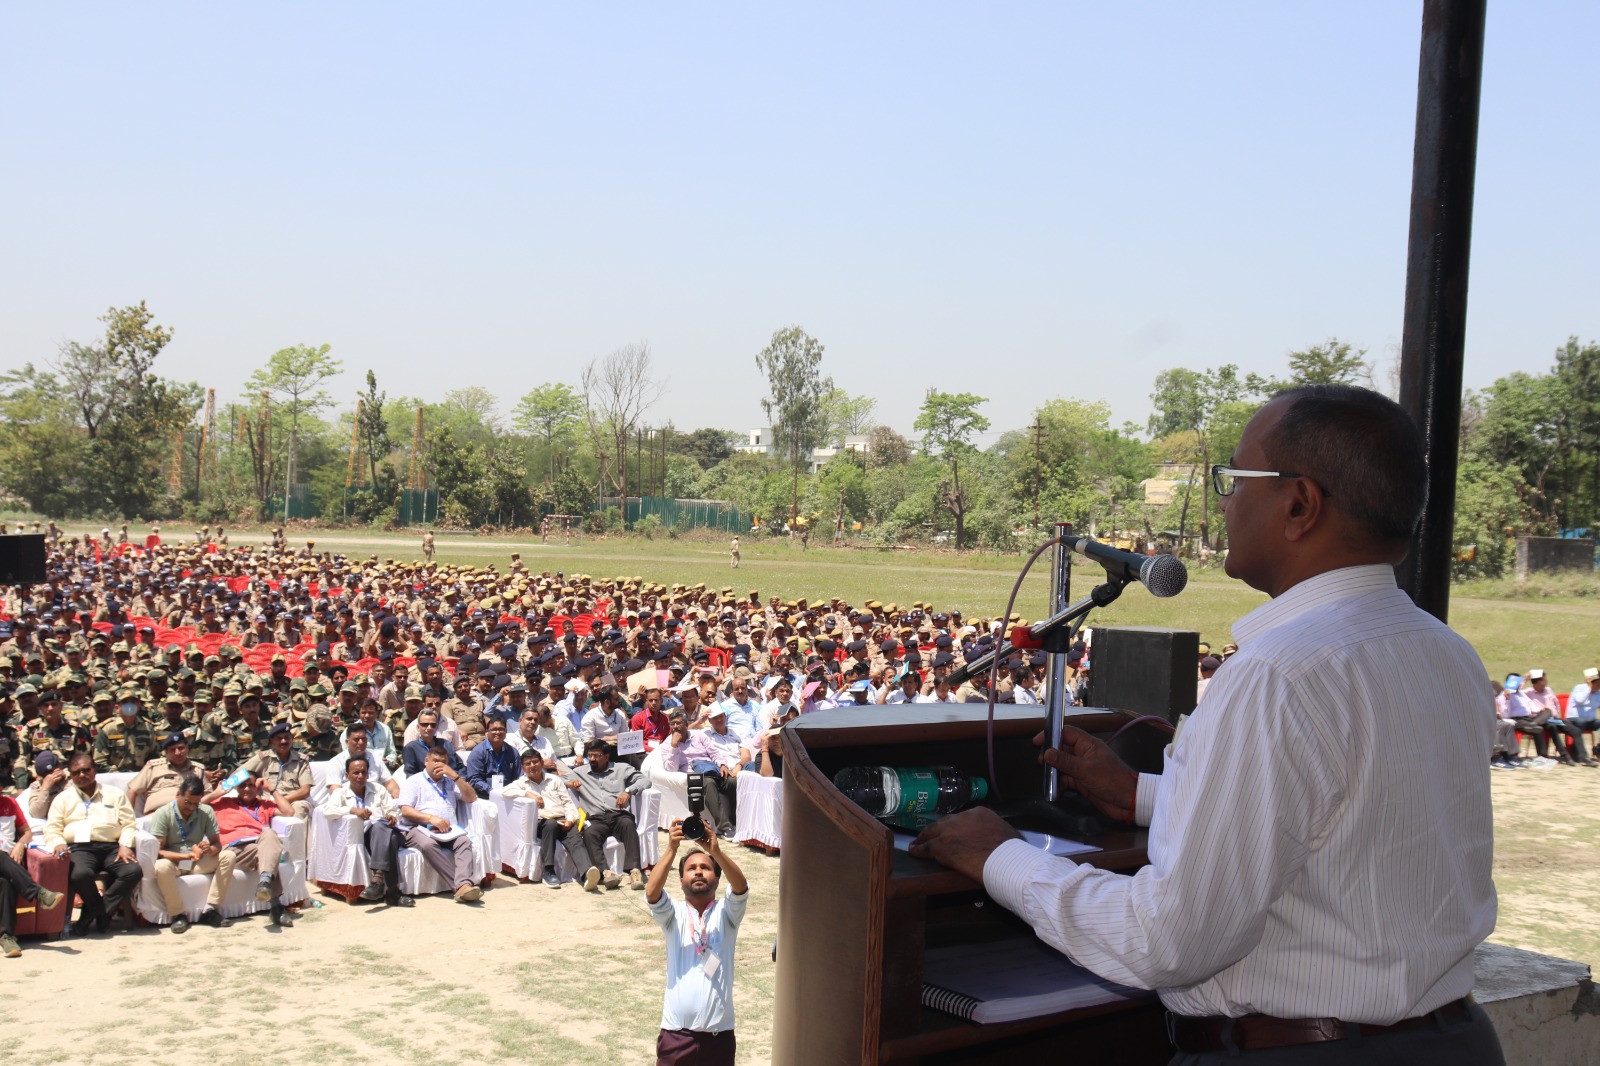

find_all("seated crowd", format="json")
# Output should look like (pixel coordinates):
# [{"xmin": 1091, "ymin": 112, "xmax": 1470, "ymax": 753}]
[
  {"xmin": 0, "ymin": 527, "xmax": 1576, "ymax": 956},
  {"xmin": 0, "ymin": 528, "xmax": 1073, "ymax": 954}
]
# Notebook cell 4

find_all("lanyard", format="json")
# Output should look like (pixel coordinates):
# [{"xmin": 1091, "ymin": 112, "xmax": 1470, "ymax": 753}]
[
  {"xmin": 170, "ymin": 800, "xmax": 196, "ymax": 845},
  {"xmin": 430, "ymin": 776, "xmax": 450, "ymax": 803},
  {"xmin": 688, "ymin": 905, "xmax": 712, "ymax": 957},
  {"xmin": 353, "ymin": 786, "xmax": 367, "ymax": 810}
]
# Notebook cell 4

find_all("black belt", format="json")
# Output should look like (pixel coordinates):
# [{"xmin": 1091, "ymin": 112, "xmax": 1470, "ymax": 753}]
[{"xmin": 1167, "ymin": 996, "xmax": 1473, "ymax": 1053}]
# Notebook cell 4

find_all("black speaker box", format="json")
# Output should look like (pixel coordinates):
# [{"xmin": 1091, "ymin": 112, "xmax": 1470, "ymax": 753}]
[
  {"xmin": 1086, "ymin": 625, "xmax": 1199, "ymax": 724},
  {"xmin": 0, "ymin": 534, "xmax": 47, "ymax": 584}
]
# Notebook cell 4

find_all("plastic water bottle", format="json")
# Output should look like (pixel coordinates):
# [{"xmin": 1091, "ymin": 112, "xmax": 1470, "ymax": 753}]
[{"xmin": 833, "ymin": 766, "xmax": 989, "ymax": 830}]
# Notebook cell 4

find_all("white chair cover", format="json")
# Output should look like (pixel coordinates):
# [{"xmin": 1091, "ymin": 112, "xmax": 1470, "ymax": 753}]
[
  {"xmin": 395, "ymin": 797, "xmax": 499, "ymax": 896},
  {"xmin": 496, "ymin": 786, "xmax": 662, "ymax": 881},
  {"xmin": 133, "ymin": 815, "xmax": 308, "ymax": 924},
  {"xmin": 733, "ymin": 773, "xmax": 783, "ymax": 850},
  {"xmin": 642, "ymin": 749, "xmax": 692, "ymax": 825}
]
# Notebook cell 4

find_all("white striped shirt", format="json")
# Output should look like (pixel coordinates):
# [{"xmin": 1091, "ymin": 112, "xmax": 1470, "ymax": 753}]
[{"xmin": 985, "ymin": 564, "xmax": 1497, "ymax": 1023}]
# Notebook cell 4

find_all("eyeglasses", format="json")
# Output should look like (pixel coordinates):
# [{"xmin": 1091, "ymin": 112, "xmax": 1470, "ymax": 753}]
[{"xmin": 1210, "ymin": 465, "xmax": 1329, "ymax": 498}]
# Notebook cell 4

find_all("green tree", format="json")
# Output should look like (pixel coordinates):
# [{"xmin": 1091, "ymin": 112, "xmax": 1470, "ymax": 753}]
[
  {"xmin": 1148, "ymin": 364, "xmax": 1252, "ymax": 551},
  {"xmin": 673, "ymin": 427, "xmax": 739, "ymax": 469},
  {"xmin": 914, "ymin": 390, "xmax": 990, "ymax": 549},
  {"xmin": 47, "ymin": 302, "xmax": 197, "ymax": 516},
  {"xmin": 755, "ymin": 326, "xmax": 832, "ymax": 523},
  {"xmin": 0, "ymin": 366, "xmax": 91, "ymax": 515},
  {"xmin": 811, "ymin": 451, "xmax": 870, "ymax": 539},
  {"xmin": 817, "ymin": 387, "xmax": 877, "ymax": 447},
  {"xmin": 248, "ymin": 344, "xmax": 342, "ymax": 516},
  {"xmin": 512, "ymin": 382, "xmax": 585, "ymax": 482},
  {"xmin": 1284, "ymin": 338, "xmax": 1371, "ymax": 387},
  {"xmin": 443, "ymin": 386, "xmax": 502, "ymax": 434}
]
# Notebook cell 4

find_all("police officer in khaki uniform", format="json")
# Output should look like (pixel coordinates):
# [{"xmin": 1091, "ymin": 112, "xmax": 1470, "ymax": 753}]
[
  {"xmin": 240, "ymin": 723, "xmax": 314, "ymax": 820},
  {"xmin": 128, "ymin": 732, "xmax": 224, "ymax": 810}
]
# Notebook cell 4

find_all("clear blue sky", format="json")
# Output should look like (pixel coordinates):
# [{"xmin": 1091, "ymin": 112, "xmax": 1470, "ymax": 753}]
[{"xmin": 2, "ymin": 3, "xmax": 1594, "ymax": 445}]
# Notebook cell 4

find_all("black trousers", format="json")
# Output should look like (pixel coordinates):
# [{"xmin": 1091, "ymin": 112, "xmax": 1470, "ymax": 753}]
[
  {"xmin": 701, "ymin": 773, "xmax": 738, "ymax": 835},
  {"xmin": 1512, "ymin": 719, "xmax": 1550, "ymax": 758},
  {"xmin": 0, "ymin": 851, "xmax": 41, "ymax": 936},
  {"xmin": 578, "ymin": 808, "xmax": 639, "ymax": 873},
  {"xmin": 363, "ymin": 820, "xmax": 402, "ymax": 876},
  {"xmin": 1168, "ymin": 1001, "xmax": 1504, "ymax": 1065},
  {"xmin": 67, "ymin": 842, "xmax": 141, "ymax": 924},
  {"xmin": 536, "ymin": 818, "xmax": 586, "ymax": 874},
  {"xmin": 1543, "ymin": 718, "xmax": 1588, "ymax": 761}
]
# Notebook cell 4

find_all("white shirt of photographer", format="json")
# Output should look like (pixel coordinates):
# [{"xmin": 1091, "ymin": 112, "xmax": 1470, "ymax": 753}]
[{"xmin": 650, "ymin": 888, "xmax": 749, "ymax": 1033}]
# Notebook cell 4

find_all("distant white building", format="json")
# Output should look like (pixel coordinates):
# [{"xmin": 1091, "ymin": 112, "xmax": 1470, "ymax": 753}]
[
  {"xmin": 1141, "ymin": 462, "xmax": 1201, "ymax": 506},
  {"xmin": 737, "ymin": 428, "xmax": 872, "ymax": 474}
]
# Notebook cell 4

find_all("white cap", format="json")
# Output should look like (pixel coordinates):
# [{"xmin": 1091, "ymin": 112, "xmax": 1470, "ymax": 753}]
[
  {"xmin": 564, "ymin": 679, "xmax": 589, "ymax": 693},
  {"xmin": 706, "ymin": 704, "xmax": 728, "ymax": 718},
  {"xmin": 1527, "ymin": 669, "xmax": 1546, "ymax": 680},
  {"xmin": 1585, "ymin": 667, "xmax": 1599, "ymax": 682}
]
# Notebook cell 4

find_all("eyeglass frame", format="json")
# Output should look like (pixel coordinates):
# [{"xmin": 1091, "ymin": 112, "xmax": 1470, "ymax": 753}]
[{"xmin": 1210, "ymin": 465, "xmax": 1331, "ymax": 499}]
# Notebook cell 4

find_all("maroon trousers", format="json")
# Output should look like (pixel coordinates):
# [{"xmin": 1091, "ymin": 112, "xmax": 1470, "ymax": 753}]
[{"xmin": 656, "ymin": 1028, "xmax": 735, "ymax": 1066}]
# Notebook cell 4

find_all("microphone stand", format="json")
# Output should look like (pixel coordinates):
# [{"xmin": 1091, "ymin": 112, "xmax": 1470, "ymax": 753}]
[{"xmin": 984, "ymin": 561, "xmax": 1132, "ymax": 839}]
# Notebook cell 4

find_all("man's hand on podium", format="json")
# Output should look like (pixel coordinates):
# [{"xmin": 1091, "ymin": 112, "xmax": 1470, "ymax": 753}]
[
  {"xmin": 1040, "ymin": 726, "xmax": 1139, "ymax": 824},
  {"xmin": 909, "ymin": 808, "xmax": 1019, "ymax": 883}
]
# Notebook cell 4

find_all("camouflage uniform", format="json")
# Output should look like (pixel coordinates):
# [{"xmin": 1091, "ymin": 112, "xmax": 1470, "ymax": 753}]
[
  {"xmin": 224, "ymin": 706, "xmax": 273, "ymax": 768},
  {"xmin": 188, "ymin": 697, "xmax": 238, "ymax": 772},
  {"xmin": 94, "ymin": 709, "xmax": 160, "ymax": 773},
  {"xmin": 17, "ymin": 715, "xmax": 88, "ymax": 790}
]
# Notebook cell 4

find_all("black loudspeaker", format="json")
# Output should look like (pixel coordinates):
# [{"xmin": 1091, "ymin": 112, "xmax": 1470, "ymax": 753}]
[
  {"xmin": 1086, "ymin": 625, "xmax": 1199, "ymax": 724},
  {"xmin": 0, "ymin": 534, "xmax": 47, "ymax": 585}
]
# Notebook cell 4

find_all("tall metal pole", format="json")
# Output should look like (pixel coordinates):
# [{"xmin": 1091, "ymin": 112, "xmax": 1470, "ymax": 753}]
[
  {"xmin": 1396, "ymin": 0, "xmax": 1486, "ymax": 622},
  {"xmin": 1043, "ymin": 521, "xmax": 1071, "ymax": 801}
]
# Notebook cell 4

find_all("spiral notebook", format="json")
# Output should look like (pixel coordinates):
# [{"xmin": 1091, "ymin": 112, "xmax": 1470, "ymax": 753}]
[{"xmin": 921, "ymin": 934, "xmax": 1150, "ymax": 1024}]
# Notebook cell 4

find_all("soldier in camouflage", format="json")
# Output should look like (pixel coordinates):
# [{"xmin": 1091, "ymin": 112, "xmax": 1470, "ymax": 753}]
[
  {"xmin": 227, "ymin": 691, "xmax": 274, "ymax": 767},
  {"xmin": 296, "ymin": 703, "xmax": 343, "ymax": 760},
  {"xmin": 94, "ymin": 685, "xmax": 159, "ymax": 773},
  {"xmin": 189, "ymin": 692, "xmax": 239, "ymax": 773},
  {"xmin": 17, "ymin": 688, "xmax": 88, "ymax": 791}
]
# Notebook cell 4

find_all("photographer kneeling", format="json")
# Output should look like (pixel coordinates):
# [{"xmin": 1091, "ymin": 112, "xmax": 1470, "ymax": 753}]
[{"xmin": 646, "ymin": 816, "xmax": 748, "ymax": 1066}]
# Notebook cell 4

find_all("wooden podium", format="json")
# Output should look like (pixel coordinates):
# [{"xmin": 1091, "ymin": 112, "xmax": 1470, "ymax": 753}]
[{"xmin": 773, "ymin": 703, "xmax": 1172, "ymax": 1065}]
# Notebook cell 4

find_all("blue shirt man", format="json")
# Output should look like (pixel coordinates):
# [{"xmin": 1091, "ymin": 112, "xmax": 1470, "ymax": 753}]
[
  {"xmin": 464, "ymin": 720, "xmax": 522, "ymax": 796},
  {"xmin": 1570, "ymin": 668, "xmax": 1599, "ymax": 725}
]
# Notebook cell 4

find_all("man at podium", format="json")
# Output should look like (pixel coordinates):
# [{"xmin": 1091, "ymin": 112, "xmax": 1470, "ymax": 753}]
[{"xmin": 913, "ymin": 387, "xmax": 1504, "ymax": 1064}]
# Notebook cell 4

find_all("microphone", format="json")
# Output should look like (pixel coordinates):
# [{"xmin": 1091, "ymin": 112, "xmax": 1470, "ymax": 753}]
[
  {"xmin": 947, "ymin": 539, "xmax": 1189, "ymax": 686},
  {"xmin": 1065, "ymin": 537, "xmax": 1188, "ymax": 599}
]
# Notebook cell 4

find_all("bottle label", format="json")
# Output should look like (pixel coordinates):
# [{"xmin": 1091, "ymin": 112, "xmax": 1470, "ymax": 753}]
[{"xmin": 892, "ymin": 768, "xmax": 942, "ymax": 821}]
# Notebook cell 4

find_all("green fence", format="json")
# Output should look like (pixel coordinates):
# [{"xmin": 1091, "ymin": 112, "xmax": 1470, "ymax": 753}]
[
  {"xmin": 264, "ymin": 485, "xmax": 317, "ymax": 520},
  {"xmin": 601, "ymin": 496, "xmax": 745, "ymax": 532},
  {"xmin": 399, "ymin": 488, "xmax": 440, "ymax": 526}
]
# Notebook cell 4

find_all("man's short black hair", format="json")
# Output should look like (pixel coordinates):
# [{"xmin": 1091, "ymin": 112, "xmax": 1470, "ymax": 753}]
[
  {"xmin": 1263, "ymin": 385, "xmax": 1427, "ymax": 547},
  {"xmin": 345, "ymin": 720, "xmax": 368, "ymax": 736},
  {"xmin": 678, "ymin": 847, "xmax": 723, "ymax": 880},
  {"xmin": 345, "ymin": 752, "xmax": 369, "ymax": 771},
  {"xmin": 178, "ymin": 775, "xmax": 205, "ymax": 797},
  {"xmin": 426, "ymin": 739, "xmax": 452, "ymax": 759}
]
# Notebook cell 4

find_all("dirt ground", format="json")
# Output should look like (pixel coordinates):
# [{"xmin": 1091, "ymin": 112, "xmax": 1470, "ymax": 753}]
[{"xmin": 7, "ymin": 770, "xmax": 1590, "ymax": 1065}]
